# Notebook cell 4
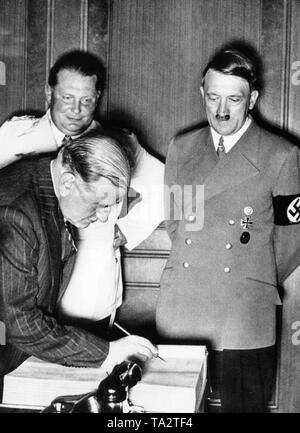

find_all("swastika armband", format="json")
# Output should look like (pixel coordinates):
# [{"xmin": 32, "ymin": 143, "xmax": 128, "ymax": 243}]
[{"xmin": 273, "ymin": 194, "xmax": 300, "ymax": 225}]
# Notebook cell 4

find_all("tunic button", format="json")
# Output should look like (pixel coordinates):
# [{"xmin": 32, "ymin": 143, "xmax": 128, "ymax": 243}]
[
  {"xmin": 183, "ymin": 261, "xmax": 190, "ymax": 268},
  {"xmin": 229, "ymin": 219, "xmax": 235, "ymax": 225},
  {"xmin": 224, "ymin": 267, "xmax": 231, "ymax": 273},
  {"xmin": 185, "ymin": 238, "xmax": 192, "ymax": 245},
  {"xmin": 188, "ymin": 215, "xmax": 195, "ymax": 222},
  {"xmin": 225, "ymin": 243, "xmax": 232, "ymax": 249}
]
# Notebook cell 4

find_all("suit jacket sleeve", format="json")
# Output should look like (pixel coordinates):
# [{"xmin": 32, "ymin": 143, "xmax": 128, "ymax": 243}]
[
  {"xmin": 0, "ymin": 206, "xmax": 109, "ymax": 367},
  {"xmin": 273, "ymin": 145, "xmax": 300, "ymax": 284}
]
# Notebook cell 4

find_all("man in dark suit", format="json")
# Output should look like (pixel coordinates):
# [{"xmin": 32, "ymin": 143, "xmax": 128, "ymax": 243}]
[
  {"xmin": 157, "ymin": 44, "xmax": 300, "ymax": 412},
  {"xmin": 0, "ymin": 132, "xmax": 158, "ymax": 378}
]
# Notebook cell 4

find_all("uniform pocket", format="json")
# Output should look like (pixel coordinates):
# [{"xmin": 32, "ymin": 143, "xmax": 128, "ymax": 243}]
[
  {"xmin": 159, "ymin": 265, "xmax": 175, "ymax": 288},
  {"xmin": 245, "ymin": 277, "xmax": 282, "ymax": 305}
]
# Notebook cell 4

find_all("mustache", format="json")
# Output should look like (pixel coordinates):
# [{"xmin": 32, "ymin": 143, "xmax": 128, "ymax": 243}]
[{"xmin": 216, "ymin": 114, "xmax": 230, "ymax": 121}]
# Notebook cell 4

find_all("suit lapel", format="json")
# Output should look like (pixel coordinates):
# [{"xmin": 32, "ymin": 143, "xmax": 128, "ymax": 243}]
[
  {"xmin": 34, "ymin": 159, "xmax": 63, "ymax": 301},
  {"xmin": 181, "ymin": 127, "xmax": 219, "ymax": 187}
]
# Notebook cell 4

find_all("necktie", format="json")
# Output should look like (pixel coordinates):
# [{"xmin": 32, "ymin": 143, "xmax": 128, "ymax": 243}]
[
  {"xmin": 217, "ymin": 136, "xmax": 225, "ymax": 159},
  {"xmin": 61, "ymin": 220, "xmax": 77, "ymax": 262},
  {"xmin": 62, "ymin": 135, "xmax": 72, "ymax": 146}
]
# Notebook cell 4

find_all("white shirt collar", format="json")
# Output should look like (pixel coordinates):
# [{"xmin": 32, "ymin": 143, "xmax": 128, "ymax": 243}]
[
  {"xmin": 46, "ymin": 110, "xmax": 66, "ymax": 148},
  {"xmin": 211, "ymin": 116, "xmax": 252, "ymax": 154}
]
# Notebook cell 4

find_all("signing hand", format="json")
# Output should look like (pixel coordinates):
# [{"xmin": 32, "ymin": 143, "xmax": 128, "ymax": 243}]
[{"xmin": 101, "ymin": 335, "xmax": 158, "ymax": 373}]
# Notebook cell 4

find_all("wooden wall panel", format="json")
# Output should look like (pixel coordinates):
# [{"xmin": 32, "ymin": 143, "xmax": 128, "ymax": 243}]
[
  {"xmin": 26, "ymin": 0, "xmax": 48, "ymax": 112},
  {"xmin": 0, "ymin": 0, "xmax": 26, "ymax": 123},
  {"xmin": 287, "ymin": 0, "xmax": 300, "ymax": 136},
  {"xmin": 122, "ymin": 254, "xmax": 168, "ymax": 284},
  {"xmin": 259, "ymin": 0, "xmax": 286, "ymax": 127},
  {"xmin": 51, "ymin": 0, "xmax": 87, "ymax": 60},
  {"xmin": 87, "ymin": 0, "xmax": 108, "ymax": 62},
  {"xmin": 87, "ymin": 0, "xmax": 109, "ymax": 118}
]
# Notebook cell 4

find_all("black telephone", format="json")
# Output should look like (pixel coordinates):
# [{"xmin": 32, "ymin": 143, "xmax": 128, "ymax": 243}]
[{"xmin": 41, "ymin": 361, "xmax": 143, "ymax": 413}]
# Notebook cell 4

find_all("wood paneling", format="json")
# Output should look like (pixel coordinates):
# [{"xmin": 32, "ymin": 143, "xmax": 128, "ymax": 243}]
[
  {"xmin": 87, "ymin": 0, "xmax": 108, "ymax": 62},
  {"xmin": 26, "ymin": 0, "xmax": 48, "ymax": 111},
  {"xmin": 0, "ymin": 0, "xmax": 26, "ymax": 123},
  {"xmin": 259, "ymin": 0, "xmax": 286, "ymax": 127},
  {"xmin": 51, "ymin": 0, "xmax": 87, "ymax": 60},
  {"xmin": 288, "ymin": 0, "xmax": 300, "ymax": 136},
  {"xmin": 87, "ymin": 0, "xmax": 109, "ymax": 118},
  {"xmin": 122, "ymin": 254, "xmax": 168, "ymax": 284}
]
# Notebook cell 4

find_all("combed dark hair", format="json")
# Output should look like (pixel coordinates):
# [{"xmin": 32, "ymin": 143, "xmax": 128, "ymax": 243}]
[
  {"xmin": 48, "ymin": 50, "xmax": 105, "ymax": 92},
  {"xmin": 60, "ymin": 131, "xmax": 131, "ymax": 191},
  {"xmin": 202, "ymin": 42, "xmax": 263, "ymax": 92}
]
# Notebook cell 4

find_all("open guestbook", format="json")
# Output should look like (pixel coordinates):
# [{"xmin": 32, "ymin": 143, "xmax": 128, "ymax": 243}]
[{"xmin": 1, "ymin": 345, "xmax": 208, "ymax": 413}]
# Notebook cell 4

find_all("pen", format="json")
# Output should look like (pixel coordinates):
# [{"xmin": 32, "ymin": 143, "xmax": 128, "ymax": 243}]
[{"xmin": 113, "ymin": 322, "xmax": 166, "ymax": 362}]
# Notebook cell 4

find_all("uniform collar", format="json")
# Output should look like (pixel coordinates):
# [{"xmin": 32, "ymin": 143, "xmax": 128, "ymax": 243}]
[
  {"xmin": 46, "ymin": 110, "xmax": 65, "ymax": 148},
  {"xmin": 210, "ymin": 116, "xmax": 252, "ymax": 153},
  {"xmin": 47, "ymin": 109, "xmax": 97, "ymax": 148}
]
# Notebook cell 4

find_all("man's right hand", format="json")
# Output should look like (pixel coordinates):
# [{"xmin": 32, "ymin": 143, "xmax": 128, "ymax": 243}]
[
  {"xmin": 0, "ymin": 115, "xmax": 57, "ymax": 169},
  {"xmin": 100, "ymin": 335, "xmax": 158, "ymax": 373}
]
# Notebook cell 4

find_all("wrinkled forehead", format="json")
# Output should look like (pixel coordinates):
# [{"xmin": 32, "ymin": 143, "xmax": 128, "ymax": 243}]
[
  {"xmin": 55, "ymin": 68, "xmax": 98, "ymax": 91},
  {"xmin": 79, "ymin": 176, "xmax": 126, "ymax": 205}
]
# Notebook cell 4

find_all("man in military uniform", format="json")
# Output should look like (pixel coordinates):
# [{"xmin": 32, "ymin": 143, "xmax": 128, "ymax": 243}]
[{"xmin": 157, "ymin": 44, "xmax": 300, "ymax": 412}]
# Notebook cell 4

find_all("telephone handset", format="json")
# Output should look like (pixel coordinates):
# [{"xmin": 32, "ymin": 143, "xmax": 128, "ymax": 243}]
[{"xmin": 41, "ymin": 361, "xmax": 144, "ymax": 413}]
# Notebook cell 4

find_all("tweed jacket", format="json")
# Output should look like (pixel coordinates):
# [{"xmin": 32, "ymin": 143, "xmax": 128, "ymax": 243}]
[
  {"xmin": 0, "ymin": 156, "xmax": 109, "ymax": 375},
  {"xmin": 157, "ymin": 121, "xmax": 300, "ymax": 350}
]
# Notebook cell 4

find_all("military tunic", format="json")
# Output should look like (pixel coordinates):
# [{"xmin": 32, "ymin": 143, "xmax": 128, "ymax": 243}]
[{"xmin": 157, "ymin": 121, "xmax": 300, "ymax": 350}]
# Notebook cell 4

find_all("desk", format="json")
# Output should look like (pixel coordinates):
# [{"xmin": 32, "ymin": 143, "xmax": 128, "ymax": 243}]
[{"xmin": 1, "ymin": 345, "xmax": 207, "ymax": 413}]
